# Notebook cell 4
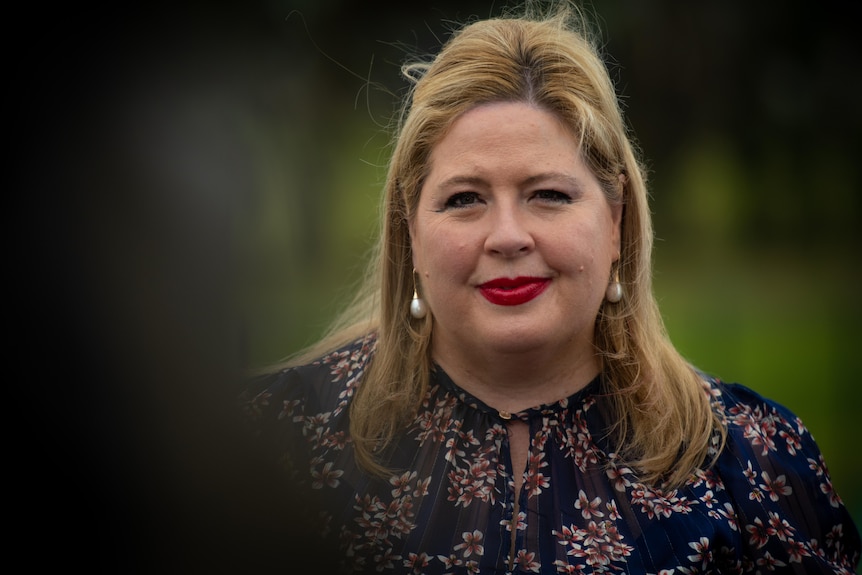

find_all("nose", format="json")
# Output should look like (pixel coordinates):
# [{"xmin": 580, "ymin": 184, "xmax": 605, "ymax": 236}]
[{"xmin": 483, "ymin": 202, "xmax": 535, "ymax": 257}]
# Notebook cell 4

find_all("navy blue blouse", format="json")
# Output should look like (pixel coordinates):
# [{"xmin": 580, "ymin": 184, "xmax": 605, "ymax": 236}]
[{"xmin": 242, "ymin": 334, "xmax": 860, "ymax": 574}]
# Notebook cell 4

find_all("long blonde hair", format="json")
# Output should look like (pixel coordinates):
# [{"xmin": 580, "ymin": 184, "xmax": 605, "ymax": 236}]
[{"xmin": 285, "ymin": 1, "xmax": 725, "ymax": 488}]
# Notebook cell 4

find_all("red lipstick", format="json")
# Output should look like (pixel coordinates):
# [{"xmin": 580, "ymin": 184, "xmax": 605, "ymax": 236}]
[{"xmin": 478, "ymin": 277, "xmax": 550, "ymax": 306}]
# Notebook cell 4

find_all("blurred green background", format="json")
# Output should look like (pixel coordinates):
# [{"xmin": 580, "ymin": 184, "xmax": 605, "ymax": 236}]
[
  {"xmin": 27, "ymin": 0, "xmax": 859, "ymax": 561},
  {"xmin": 232, "ymin": 0, "xmax": 862, "ymax": 526}
]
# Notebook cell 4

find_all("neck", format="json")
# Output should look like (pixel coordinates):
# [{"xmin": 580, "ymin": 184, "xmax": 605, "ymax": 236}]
[{"xmin": 432, "ymin": 339, "xmax": 600, "ymax": 414}]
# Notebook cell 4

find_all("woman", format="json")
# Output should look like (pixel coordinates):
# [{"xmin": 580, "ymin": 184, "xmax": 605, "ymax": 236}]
[{"xmin": 242, "ymin": 2, "xmax": 860, "ymax": 573}]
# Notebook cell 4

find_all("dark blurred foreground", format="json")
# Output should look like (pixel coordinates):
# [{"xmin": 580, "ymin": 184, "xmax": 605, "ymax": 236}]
[{"xmin": 15, "ymin": 2, "xmax": 344, "ymax": 571}]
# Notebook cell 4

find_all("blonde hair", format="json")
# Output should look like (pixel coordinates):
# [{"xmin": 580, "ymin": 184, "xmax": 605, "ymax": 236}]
[{"xmin": 285, "ymin": 1, "xmax": 725, "ymax": 488}]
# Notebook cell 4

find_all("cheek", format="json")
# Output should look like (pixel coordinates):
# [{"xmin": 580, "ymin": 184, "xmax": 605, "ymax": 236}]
[
  {"xmin": 415, "ymin": 224, "xmax": 474, "ymax": 277},
  {"xmin": 423, "ymin": 242, "xmax": 471, "ymax": 281},
  {"xmin": 544, "ymin": 221, "xmax": 610, "ymax": 273}
]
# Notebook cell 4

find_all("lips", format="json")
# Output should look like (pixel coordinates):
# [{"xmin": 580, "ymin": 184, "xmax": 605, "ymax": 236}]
[{"xmin": 478, "ymin": 276, "xmax": 550, "ymax": 306}]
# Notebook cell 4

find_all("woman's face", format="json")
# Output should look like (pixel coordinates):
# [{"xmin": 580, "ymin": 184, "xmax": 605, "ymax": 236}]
[{"xmin": 409, "ymin": 101, "xmax": 622, "ymax": 364}]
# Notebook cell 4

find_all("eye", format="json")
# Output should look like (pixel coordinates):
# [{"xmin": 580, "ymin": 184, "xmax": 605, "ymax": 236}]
[
  {"xmin": 532, "ymin": 189, "xmax": 573, "ymax": 204},
  {"xmin": 444, "ymin": 191, "xmax": 483, "ymax": 209}
]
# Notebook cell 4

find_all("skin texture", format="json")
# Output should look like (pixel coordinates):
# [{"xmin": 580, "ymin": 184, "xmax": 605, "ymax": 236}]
[{"xmin": 410, "ymin": 101, "xmax": 622, "ymax": 416}]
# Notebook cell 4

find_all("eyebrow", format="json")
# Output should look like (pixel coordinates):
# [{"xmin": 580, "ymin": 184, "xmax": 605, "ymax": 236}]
[
  {"xmin": 436, "ymin": 172, "xmax": 585, "ymax": 191},
  {"xmin": 521, "ymin": 172, "xmax": 584, "ymax": 190},
  {"xmin": 436, "ymin": 175, "xmax": 488, "ymax": 191}
]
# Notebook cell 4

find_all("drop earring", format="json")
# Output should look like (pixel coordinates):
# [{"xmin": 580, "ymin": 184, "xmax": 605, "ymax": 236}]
[
  {"xmin": 605, "ymin": 264, "xmax": 623, "ymax": 303},
  {"xmin": 410, "ymin": 269, "xmax": 427, "ymax": 319}
]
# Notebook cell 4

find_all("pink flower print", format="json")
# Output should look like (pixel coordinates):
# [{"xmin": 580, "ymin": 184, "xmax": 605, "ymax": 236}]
[
  {"xmin": 437, "ymin": 554, "xmax": 463, "ymax": 570},
  {"xmin": 826, "ymin": 524, "xmax": 845, "ymax": 550},
  {"xmin": 575, "ymin": 490, "xmax": 604, "ymax": 519},
  {"xmin": 374, "ymin": 548, "xmax": 401, "ymax": 571},
  {"xmin": 310, "ymin": 461, "xmax": 343, "ymax": 489},
  {"xmin": 745, "ymin": 516, "xmax": 771, "ymax": 549},
  {"xmin": 750, "ymin": 424, "xmax": 777, "ymax": 455},
  {"xmin": 687, "ymin": 536, "xmax": 713, "ymax": 570},
  {"xmin": 321, "ymin": 430, "xmax": 347, "ymax": 450},
  {"xmin": 403, "ymin": 552, "xmax": 430, "ymax": 573},
  {"xmin": 275, "ymin": 396, "xmax": 296, "ymax": 420},
  {"xmin": 582, "ymin": 521, "xmax": 603, "ymax": 547},
  {"xmin": 413, "ymin": 476, "xmax": 431, "ymax": 498},
  {"xmin": 527, "ymin": 450, "xmax": 549, "ymax": 472},
  {"xmin": 786, "ymin": 538, "xmax": 811, "ymax": 563},
  {"xmin": 553, "ymin": 525, "xmax": 578, "ymax": 547},
  {"xmin": 766, "ymin": 511, "xmax": 795, "ymax": 541},
  {"xmin": 533, "ymin": 426, "xmax": 549, "ymax": 450},
  {"xmin": 808, "ymin": 456, "xmax": 825, "ymax": 477},
  {"xmin": 755, "ymin": 551, "xmax": 786, "ymax": 571},
  {"xmin": 524, "ymin": 470, "xmax": 550, "ymax": 497},
  {"xmin": 327, "ymin": 354, "xmax": 353, "ymax": 381},
  {"xmin": 692, "ymin": 467, "xmax": 720, "ymax": 491},
  {"xmin": 743, "ymin": 460, "xmax": 757, "ymax": 484},
  {"xmin": 454, "ymin": 530, "xmax": 485, "ymax": 558},
  {"xmin": 302, "ymin": 412, "xmax": 331, "ymax": 445},
  {"xmin": 390, "ymin": 470, "xmax": 418, "ymax": 498},
  {"xmin": 514, "ymin": 550, "xmax": 541, "ymax": 572},
  {"xmin": 552, "ymin": 560, "xmax": 584, "ymax": 574},
  {"xmin": 459, "ymin": 428, "xmax": 479, "ymax": 446},
  {"xmin": 469, "ymin": 458, "xmax": 494, "ymax": 483},
  {"xmin": 652, "ymin": 497, "xmax": 674, "ymax": 519},
  {"xmin": 700, "ymin": 490, "xmax": 716, "ymax": 508},
  {"xmin": 820, "ymin": 478, "xmax": 842, "ymax": 508},
  {"xmin": 502, "ymin": 510, "xmax": 527, "ymax": 533},
  {"xmin": 444, "ymin": 436, "xmax": 466, "ymax": 462},
  {"xmin": 717, "ymin": 502, "xmax": 739, "ymax": 531},
  {"xmin": 759, "ymin": 472, "xmax": 792, "ymax": 502},
  {"xmin": 808, "ymin": 537, "xmax": 825, "ymax": 560},
  {"xmin": 582, "ymin": 544, "xmax": 611, "ymax": 568},
  {"xmin": 779, "ymin": 428, "xmax": 802, "ymax": 455},
  {"xmin": 448, "ymin": 478, "xmax": 480, "ymax": 508},
  {"xmin": 606, "ymin": 464, "xmax": 633, "ymax": 492}
]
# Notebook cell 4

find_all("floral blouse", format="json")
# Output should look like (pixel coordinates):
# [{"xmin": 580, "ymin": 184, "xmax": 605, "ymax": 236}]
[{"xmin": 241, "ymin": 334, "xmax": 860, "ymax": 574}]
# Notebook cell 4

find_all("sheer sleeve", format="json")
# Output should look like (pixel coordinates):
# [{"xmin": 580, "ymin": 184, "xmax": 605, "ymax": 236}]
[
  {"xmin": 239, "ymin": 367, "xmax": 315, "ymax": 486},
  {"xmin": 715, "ymin": 382, "xmax": 860, "ymax": 573}
]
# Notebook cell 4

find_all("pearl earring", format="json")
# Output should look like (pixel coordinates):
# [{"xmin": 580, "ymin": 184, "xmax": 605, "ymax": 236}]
[
  {"xmin": 410, "ymin": 270, "xmax": 427, "ymax": 319},
  {"xmin": 605, "ymin": 265, "xmax": 623, "ymax": 303}
]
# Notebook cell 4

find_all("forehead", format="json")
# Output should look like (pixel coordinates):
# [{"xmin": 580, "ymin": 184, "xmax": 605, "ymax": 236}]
[
  {"xmin": 424, "ymin": 102, "xmax": 584, "ymax": 182},
  {"xmin": 439, "ymin": 101, "xmax": 573, "ymax": 146}
]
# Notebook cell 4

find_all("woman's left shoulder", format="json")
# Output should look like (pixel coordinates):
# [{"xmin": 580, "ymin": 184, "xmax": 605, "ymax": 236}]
[
  {"xmin": 701, "ymin": 373, "xmax": 821, "ymax": 469},
  {"xmin": 700, "ymin": 373, "xmax": 799, "ymax": 423},
  {"xmin": 698, "ymin": 372, "xmax": 861, "ymax": 572}
]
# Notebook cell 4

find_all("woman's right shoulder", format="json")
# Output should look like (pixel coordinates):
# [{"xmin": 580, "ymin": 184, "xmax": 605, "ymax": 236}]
[{"xmin": 239, "ymin": 332, "xmax": 378, "ymax": 423}]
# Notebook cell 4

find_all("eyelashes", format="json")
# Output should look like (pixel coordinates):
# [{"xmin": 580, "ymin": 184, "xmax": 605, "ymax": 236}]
[
  {"xmin": 440, "ymin": 190, "xmax": 573, "ymax": 211},
  {"xmin": 443, "ymin": 192, "xmax": 482, "ymax": 209},
  {"xmin": 532, "ymin": 190, "xmax": 574, "ymax": 204}
]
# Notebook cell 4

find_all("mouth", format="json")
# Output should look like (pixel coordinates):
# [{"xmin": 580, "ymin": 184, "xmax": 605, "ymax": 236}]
[{"xmin": 478, "ymin": 276, "xmax": 550, "ymax": 306}]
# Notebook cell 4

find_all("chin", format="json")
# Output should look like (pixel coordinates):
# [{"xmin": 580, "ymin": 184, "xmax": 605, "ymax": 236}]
[{"xmin": 480, "ymin": 330, "xmax": 552, "ymax": 355}]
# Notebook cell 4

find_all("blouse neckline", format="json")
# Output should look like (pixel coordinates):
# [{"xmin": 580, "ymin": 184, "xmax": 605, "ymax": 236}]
[{"xmin": 430, "ymin": 364, "xmax": 603, "ymax": 422}]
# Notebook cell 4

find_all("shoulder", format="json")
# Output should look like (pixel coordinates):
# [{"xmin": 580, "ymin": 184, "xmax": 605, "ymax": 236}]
[
  {"xmin": 699, "ymin": 373, "xmax": 801, "ymax": 435},
  {"xmin": 240, "ymin": 333, "xmax": 377, "ymax": 424},
  {"xmin": 699, "ymin": 373, "xmax": 861, "ymax": 571},
  {"xmin": 699, "ymin": 373, "xmax": 812, "ymax": 461}
]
